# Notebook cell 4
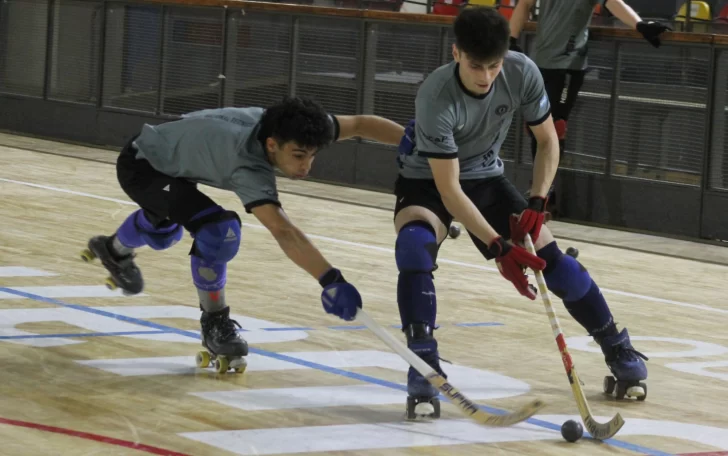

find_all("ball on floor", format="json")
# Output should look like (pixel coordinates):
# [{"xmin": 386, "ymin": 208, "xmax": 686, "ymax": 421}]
[
  {"xmin": 561, "ymin": 419, "xmax": 583, "ymax": 442},
  {"xmin": 565, "ymin": 247, "xmax": 579, "ymax": 258},
  {"xmin": 449, "ymin": 224, "xmax": 461, "ymax": 239}
]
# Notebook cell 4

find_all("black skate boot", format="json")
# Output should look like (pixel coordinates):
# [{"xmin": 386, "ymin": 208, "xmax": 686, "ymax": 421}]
[
  {"xmin": 197, "ymin": 306, "xmax": 249, "ymax": 374},
  {"xmin": 80, "ymin": 235, "xmax": 143, "ymax": 295},
  {"xmin": 596, "ymin": 328, "xmax": 649, "ymax": 401},
  {"xmin": 404, "ymin": 323, "xmax": 447, "ymax": 420}
]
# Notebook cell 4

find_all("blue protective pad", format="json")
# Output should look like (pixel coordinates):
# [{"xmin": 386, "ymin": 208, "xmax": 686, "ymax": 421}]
[
  {"xmin": 541, "ymin": 246, "xmax": 592, "ymax": 302},
  {"xmin": 191, "ymin": 255, "xmax": 227, "ymax": 291},
  {"xmin": 116, "ymin": 209, "xmax": 183, "ymax": 250},
  {"xmin": 192, "ymin": 210, "xmax": 242, "ymax": 264},
  {"xmin": 395, "ymin": 221, "xmax": 438, "ymax": 273}
]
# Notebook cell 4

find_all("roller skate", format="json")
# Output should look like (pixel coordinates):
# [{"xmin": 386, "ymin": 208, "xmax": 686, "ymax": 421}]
[
  {"xmin": 80, "ymin": 235, "xmax": 143, "ymax": 295},
  {"xmin": 404, "ymin": 323, "xmax": 446, "ymax": 421},
  {"xmin": 196, "ymin": 307, "xmax": 248, "ymax": 374},
  {"xmin": 597, "ymin": 328, "xmax": 648, "ymax": 401}
]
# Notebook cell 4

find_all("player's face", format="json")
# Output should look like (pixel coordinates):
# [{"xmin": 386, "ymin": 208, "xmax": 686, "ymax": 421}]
[
  {"xmin": 267, "ymin": 139, "xmax": 317, "ymax": 180},
  {"xmin": 453, "ymin": 47, "xmax": 504, "ymax": 95}
]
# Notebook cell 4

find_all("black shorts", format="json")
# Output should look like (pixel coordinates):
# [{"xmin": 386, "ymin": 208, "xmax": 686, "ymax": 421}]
[
  {"xmin": 393, "ymin": 175, "xmax": 528, "ymax": 259},
  {"xmin": 116, "ymin": 135, "xmax": 218, "ymax": 230}
]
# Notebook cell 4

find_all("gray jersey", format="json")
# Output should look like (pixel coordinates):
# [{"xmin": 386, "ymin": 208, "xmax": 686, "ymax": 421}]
[
  {"xmin": 531, "ymin": 0, "xmax": 605, "ymax": 70},
  {"xmin": 400, "ymin": 52, "xmax": 551, "ymax": 180}
]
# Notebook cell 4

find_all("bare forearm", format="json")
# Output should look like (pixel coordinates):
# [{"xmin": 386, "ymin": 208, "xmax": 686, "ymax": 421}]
[
  {"xmin": 441, "ymin": 190, "xmax": 499, "ymax": 246},
  {"xmin": 531, "ymin": 138, "xmax": 560, "ymax": 198},
  {"xmin": 356, "ymin": 116, "xmax": 405, "ymax": 145},
  {"xmin": 510, "ymin": 0, "xmax": 533, "ymax": 38},
  {"xmin": 273, "ymin": 227, "xmax": 332, "ymax": 281},
  {"xmin": 606, "ymin": 0, "xmax": 641, "ymax": 29}
]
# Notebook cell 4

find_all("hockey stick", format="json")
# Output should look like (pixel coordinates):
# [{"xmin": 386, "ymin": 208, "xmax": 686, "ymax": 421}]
[
  {"xmin": 523, "ymin": 233, "xmax": 625, "ymax": 440},
  {"xmin": 356, "ymin": 308, "xmax": 546, "ymax": 426}
]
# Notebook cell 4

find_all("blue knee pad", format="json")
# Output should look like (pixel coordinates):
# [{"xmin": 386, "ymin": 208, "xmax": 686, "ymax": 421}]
[
  {"xmin": 395, "ymin": 222, "xmax": 439, "ymax": 329},
  {"xmin": 395, "ymin": 221, "xmax": 438, "ymax": 272},
  {"xmin": 538, "ymin": 241, "xmax": 592, "ymax": 302},
  {"xmin": 189, "ymin": 207, "xmax": 242, "ymax": 264},
  {"xmin": 191, "ymin": 255, "xmax": 227, "ymax": 291},
  {"xmin": 116, "ymin": 209, "xmax": 183, "ymax": 251}
]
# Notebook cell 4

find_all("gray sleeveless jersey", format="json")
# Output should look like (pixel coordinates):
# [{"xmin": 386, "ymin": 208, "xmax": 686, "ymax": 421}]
[
  {"xmin": 531, "ymin": 0, "xmax": 605, "ymax": 70},
  {"xmin": 133, "ymin": 107, "xmax": 278, "ymax": 213},
  {"xmin": 400, "ymin": 52, "xmax": 551, "ymax": 180}
]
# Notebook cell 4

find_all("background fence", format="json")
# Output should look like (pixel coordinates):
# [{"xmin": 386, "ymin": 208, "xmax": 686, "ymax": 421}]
[{"xmin": 1, "ymin": 0, "xmax": 728, "ymax": 241}]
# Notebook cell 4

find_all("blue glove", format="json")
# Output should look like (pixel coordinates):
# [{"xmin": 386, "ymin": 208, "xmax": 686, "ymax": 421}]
[
  {"xmin": 319, "ymin": 268, "xmax": 362, "ymax": 321},
  {"xmin": 397, "ymin": 119, "xmax": 416, "ymax": 165}
]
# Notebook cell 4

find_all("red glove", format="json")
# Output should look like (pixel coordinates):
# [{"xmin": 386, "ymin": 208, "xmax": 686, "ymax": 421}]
[
  {"xmin": 489, "ymin": 237, "xmax": 546, "ymax": 300},
  {"xmin": 510, "ymin": 196, "xmax": 547, "ymax": 243}
]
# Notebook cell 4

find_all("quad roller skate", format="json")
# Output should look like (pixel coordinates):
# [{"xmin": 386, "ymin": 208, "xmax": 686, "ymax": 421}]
[
  {"xmin": 404, "ymin": 323, "xmax": 446, "ymax": 421},
  {"xmin": 597, "ymin": 328, "xmax": 648, "ymax": 401},
  {"xmin": 80, "ymin": 235, "xmax": 143, "ymax": 295},
  {"xmin": 196, "ymin": 307, "xmax": 248, "ymax": 374}
]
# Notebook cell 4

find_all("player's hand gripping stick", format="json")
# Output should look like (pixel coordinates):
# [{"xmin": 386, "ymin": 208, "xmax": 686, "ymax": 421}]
[
  {"xmin": 510, "ymin": 197, "xmax": 547, "ymax": 243},
  {"xmin": 489, "ymin": 237, "xmax": 546, "ymax": 300},
  {"xmin": 319, "ymin": 267, "xmax": 362, "ymax": 321}
]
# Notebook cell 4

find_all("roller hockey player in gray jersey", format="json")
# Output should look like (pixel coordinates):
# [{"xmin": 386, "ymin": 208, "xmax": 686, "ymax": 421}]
[
  {"xmin": 395, "ymin": 7, "xmax": 648, "ymax": 418},
  {"xmin": 81, "ymin": 96, "xmax": 404, "ymax": 372}
]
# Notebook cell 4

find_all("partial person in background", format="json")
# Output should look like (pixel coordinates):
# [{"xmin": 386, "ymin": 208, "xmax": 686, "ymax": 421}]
[{"xmin": 509, "ymin": 0, "xmax": 670, "ymax": 215}]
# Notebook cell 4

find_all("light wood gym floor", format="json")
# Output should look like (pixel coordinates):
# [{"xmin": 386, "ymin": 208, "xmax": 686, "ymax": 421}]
[{"xmin": 1, "ymin": 132, "xmax": 728, "ymax": 456}]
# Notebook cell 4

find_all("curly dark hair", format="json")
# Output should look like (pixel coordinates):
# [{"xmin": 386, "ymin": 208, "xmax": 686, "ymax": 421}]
[
  {"xmin": 454, "ymin": 6, "xmax": 510, "ymax": 63},
  {"xmin": 258, "ymin": 96, "xmax": 335, "ymax": 150}
]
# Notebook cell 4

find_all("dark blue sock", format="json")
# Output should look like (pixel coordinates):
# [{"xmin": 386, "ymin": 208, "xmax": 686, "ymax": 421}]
[
  {"xmin": 537, "ymin": 241, "xmax": 617, "ymax": 338},
  {"xmin": 397, "ymin": 272, "xmax": 436, "ymax": 329}
]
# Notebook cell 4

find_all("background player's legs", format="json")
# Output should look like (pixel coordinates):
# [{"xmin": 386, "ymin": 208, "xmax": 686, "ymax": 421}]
[
  {"xmin": 392, "ymin": 177, "xmax": 451, "ymax": 417},
  {"xmin": 467, "ymin": 177, "xmax": 647, "ymax": 396}
]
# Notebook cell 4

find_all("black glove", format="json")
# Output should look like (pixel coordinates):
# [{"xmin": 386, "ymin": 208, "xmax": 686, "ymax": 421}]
[
  {"xmin": 636, "ymin": 21, "xmax": 671, "ymax": 48},
  {"xmin": 509, "ymin": 36, "xmax": 524, "ymax": 54}
]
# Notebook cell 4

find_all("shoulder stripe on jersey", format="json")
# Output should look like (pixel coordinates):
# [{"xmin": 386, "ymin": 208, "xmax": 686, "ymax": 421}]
[
  {"xmin": 244, "ymin": 199, "xmax": 282, "ymax": 214},
  {"xmin": 419, "ymin": 151, "xmax": 459, "ymax": 159},
  {"xmin": 526, "ymin": 109, "xmax": 552, "ymax": 127}
]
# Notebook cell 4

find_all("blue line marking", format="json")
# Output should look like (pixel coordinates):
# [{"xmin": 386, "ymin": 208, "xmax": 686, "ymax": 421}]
[{"xmin": 0, "ymin": 287, "xmax": 672, "ymax": 456}]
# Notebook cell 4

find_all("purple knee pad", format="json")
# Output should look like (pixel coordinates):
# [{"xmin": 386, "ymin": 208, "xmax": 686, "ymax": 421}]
[
  {"xmin": 116, "ymin": 209, "xmax": 183, "ymax": 250},
  {"xmin": 191, "ymin": 255, "xmax": 227, "ymax": 291}
]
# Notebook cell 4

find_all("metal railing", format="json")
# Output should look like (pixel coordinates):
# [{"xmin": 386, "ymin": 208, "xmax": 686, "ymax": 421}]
[{"xmin": 1, "ymin": 0, "xmax": 728, "ymax": 240}]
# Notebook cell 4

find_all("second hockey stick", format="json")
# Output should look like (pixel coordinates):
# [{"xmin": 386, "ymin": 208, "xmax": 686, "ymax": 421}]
[{"xmin": 356, "ymin": 308, "xmax": 546, "ymax": 427}]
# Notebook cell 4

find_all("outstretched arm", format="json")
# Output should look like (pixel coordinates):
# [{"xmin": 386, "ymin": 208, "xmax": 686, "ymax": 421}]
[
  {"xmin": 334, "ymin": 115, "xmax": 404, "ymax": 145},
  {"xmin": 251, "ymin": 203, "xmax": 331, "ymax": 280}
]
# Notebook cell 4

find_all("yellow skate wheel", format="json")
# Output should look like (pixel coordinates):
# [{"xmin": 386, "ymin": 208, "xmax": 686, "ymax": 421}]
[
  {"xmin": 196, "ymin": 351, "xmax": 211, "ymax": 368},
  {"xmin": 104, "ymin": 277, "xmax": 117, "ymax": 291},
  {"xmin": 214, "ymin": 356, "xmax": 229, "ymax": 374},
  {"xmin": 233, "ymin": 358, "xmax": 247, "ymax": 374},
  {"xmin": 80, "ymin": 249, "xmax": 96, "ymax": 262}
]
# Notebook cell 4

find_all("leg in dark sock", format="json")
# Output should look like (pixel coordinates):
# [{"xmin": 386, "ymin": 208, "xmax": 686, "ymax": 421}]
[
  {"xmin": 395, "ymin": 221, "xmax": 446, "ymax": 419},
  {"xmin": 537, "ymin": 241, "xmax": 648, "ymax": 398}
]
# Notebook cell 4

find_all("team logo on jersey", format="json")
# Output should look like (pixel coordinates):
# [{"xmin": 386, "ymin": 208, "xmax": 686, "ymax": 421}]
[{"xmin": 495, "ymin": 105, "xmax": 510, "ymax": 116}]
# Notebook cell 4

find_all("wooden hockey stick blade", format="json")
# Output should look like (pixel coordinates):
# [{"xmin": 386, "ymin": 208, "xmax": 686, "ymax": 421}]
[
  {"xmin": 523, "ymin": 234, "xmax": 625, "ymax": 440},
  {"xmin": 356, "ymin": 309, "xmax": 546, "ymax": 426}
]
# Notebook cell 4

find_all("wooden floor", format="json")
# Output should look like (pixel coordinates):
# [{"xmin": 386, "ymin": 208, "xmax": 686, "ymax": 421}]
[{"xmin": 1, "ymin": 135, "xmax": 728, "ymax": 456}]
